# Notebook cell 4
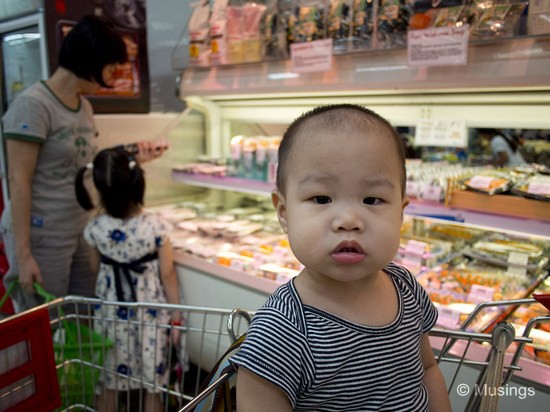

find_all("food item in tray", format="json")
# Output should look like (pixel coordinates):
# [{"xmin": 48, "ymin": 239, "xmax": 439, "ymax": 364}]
[
  {"xmin": 512, "ymin": 174, "xmax": 550, "ymax": 201},
  {"xmin": 418, "ymin": 261, "xmax": 533, "ymax": 331},
  {"xmin": 467, "ymin": 236, "xmax": 547, "ymax": 269},
  {"xmin": 462, "ymin": 171, "xmax": 513, "ymax": 195}
]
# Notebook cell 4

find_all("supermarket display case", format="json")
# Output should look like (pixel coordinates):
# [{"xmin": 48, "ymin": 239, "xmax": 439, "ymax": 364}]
[{"xmin": 170, "ymin": 27, "xmax": 550, "ymax": 389}]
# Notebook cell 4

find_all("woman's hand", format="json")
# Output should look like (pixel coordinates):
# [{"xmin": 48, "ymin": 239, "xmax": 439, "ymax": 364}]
[
  {"xmin": 18, "ymin": 254, "xmax": 43, "ymax": 295},
  {"xmin": 135, "ymin": 137, "xmax": 169, "ymax": 163}
]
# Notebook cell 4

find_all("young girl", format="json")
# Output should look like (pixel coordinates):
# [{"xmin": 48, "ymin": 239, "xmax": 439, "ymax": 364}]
[{"xmin": 75, "ymin": 146, "xmax": 181, "ymax": 412}]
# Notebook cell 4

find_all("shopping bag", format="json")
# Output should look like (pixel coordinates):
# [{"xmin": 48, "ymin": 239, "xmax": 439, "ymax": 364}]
[
  {"xmin": 192, "ymin": 332, "xmax": 247, "ymax": 412},
  {"xmin": 33, "ymin": 284, "xmax": 113, "ymax": 409}
]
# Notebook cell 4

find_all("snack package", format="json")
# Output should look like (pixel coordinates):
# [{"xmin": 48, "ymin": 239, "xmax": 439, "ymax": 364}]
[
  {"xmin": 242, "ymin": 1, "xmax": 267, "ymax": 62},
  {"xmin": 471, "ymin": 2, "xmax": 527, "ymax": 39},
  {"xmin": 430, "ymin": 5, "xmax": 470, "ymax": 28},
  {"xmin": 327, "ymin": 0, "xmax": 352, "ymax": 53},
  {"xmin": 261, "ymin": 0, "xmax": 289, "ymax": 60},
  {"xmin": 226, "ymin": 0, "xmax": 245, "ymax": 64},
  {"xmin": 350, "ymin": 0, "xmax": 374, "ymax": 49},
  {"xmin": 188, "ymin": 0, "xmax": 211, "ymax": 66},
  {"xmin": 377, "ymin": 0, "xmax": 411, "ymax": 49},
  {"xmin": 210, "ymin": 0, "xmax": 231, "ymax": 65},
  {"xmin": 462, "ymin": 170, "xmax": 513, "ymax": 195},
  {"xmin": 292, "ymin": 0, "xmax": 328, "ymax": 44},
  {"xmin": 511, "ymin": 174, "xmax": 550, "ymax": 201}
]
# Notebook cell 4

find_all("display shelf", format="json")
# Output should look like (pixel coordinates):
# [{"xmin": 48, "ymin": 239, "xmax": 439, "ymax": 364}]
[
  {"xmin": 170, "ymin": 171, "xmax": 550, "ymax": 237},
  {"xmin": 173, "ymin": 254, "xmax": 550, "ymax": 386},
  {"xmin": 448, "ymin": 190, "xmax": 550, "ymax": 223},
  {"xmin": 171, "ymin": 171, "xmax": 274, "ymax": 196},
  {"xmin": 174, "ymin": 251, "xmax": 278, "ymax": 295},
  {"xmin": 179, "ymin": 35, "xmax": 550, "ymax": 102}
]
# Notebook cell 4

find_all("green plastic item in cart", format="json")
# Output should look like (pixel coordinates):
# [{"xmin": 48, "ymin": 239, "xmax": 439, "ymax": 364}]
[{"xmin": 34, "ymin": 284, "xmax": 113, "ymax": 410}]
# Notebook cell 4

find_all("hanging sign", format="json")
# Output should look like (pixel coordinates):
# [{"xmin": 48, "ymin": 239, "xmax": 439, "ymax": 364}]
[
  {"xmin": 414, "ymin": 119, "xmax": 467, "ymax": 147},
  {"xmin": 407, "ymin": 25, "xmax": 469, "ymax": 67},
  {"xmin": 291, "ymin": 39, "xmax": 333, "ymax": 73}
]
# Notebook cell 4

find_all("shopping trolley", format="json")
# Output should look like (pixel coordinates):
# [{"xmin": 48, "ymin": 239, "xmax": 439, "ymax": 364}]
[
  {"xmin": 181, "ymin": 296, "xmax": 550, "ymax": 412},
  {"xmin": 0, "ymin": 295, "xmax": 252, "ymax": 412}
]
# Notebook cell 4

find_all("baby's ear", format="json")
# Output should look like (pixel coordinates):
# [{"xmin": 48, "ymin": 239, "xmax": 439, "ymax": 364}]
[{"xmin": 271, "ymin": 190, "xmax": 288, "ymax": 233}]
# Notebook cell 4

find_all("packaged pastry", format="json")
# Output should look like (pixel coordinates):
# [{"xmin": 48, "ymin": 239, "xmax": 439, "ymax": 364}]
[
  {"xmin": 511, "ymin": 174, "xmax": 550, "ymax": 201},
  {"xmin": 465, "ymin": 236, "xmax": 548, "ymax": 270},
  {"xmin": 462, "ymin": 171, "xmax": 513, "ymax": 195}
]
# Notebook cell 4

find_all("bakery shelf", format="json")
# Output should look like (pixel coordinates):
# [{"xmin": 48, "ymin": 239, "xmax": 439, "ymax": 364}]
[
  {"xmin": 174, "ymin": 251, "xmax": 278, "ymax": 295},
  {"xmin": 171, "ymin": 170, "xmax": 274, "ymax": 196},
  {"xmin": 448, "ymin": 190, "xmax": 550, "ymax": 223}
]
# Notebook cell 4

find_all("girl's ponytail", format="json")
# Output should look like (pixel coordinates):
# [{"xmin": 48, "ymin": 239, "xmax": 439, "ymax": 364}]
[{"xmin": 75, "ymin": 163, "xmax": 95, "ymax": 210}]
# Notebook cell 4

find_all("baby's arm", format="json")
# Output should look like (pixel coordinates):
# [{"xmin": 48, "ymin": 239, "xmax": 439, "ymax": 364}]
[
  {"xmin": 236, "ymin": 367, "xmax": 292, "ymax": 412},
  {"xmin": 421, "ymin": 333, "xmax": 452, "ymax": 412}
]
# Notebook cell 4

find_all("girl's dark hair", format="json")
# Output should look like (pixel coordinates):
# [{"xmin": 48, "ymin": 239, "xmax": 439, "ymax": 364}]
[
  {"xmin": 276, "ymin": 104, "xmax": 407, "ymax": 195},
  {"xmin": 59, "ymin": 14, "xmax": 127, "ymax": 88},
  {"xmin": 501, "ymin": 131, "xmax": 521, "ymax": 153},
  {"xmin": 75, "ymin": 147, "xmax": 145, "ymax": 219}
]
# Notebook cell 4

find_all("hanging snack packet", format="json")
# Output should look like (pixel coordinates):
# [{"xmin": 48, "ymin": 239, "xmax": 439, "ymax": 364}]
[
  {"xmin": 262, "ymin": 0, "xmax": 289, "ymax": 60},
  {"xmin": 351, "ymin": 0, "xmax": 374, "ymax": 50},
  {"xmin": 242, "ymin": 1, "xmax": 267, "ymax": 62},
  {"xmin": 188, "ymin": 0, "xmax": 211, "ymax": 67},
  {"xmin": 293, "ymin": 0, "xmax": 327, "ymax": 43},
  {"xmin": 210, "ymin": 0, "xmax": 230, "ymax": 65},
  {"xmin": 328, "ymin": 0, "xmax": 352, "ymax": 53},
  {"xmin": 471, "ymin": 2, "xmax": 527, "ymax": 39},
  {"xmin": 227, "ymin": 0, "xmax": 245, "ymax": 64},
  {"xmin": 377, "ymin": 0, "xmax": 411, "ymax": 49}
]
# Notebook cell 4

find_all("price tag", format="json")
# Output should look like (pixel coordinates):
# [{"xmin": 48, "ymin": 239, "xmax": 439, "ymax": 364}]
[
  {"xmin": 405, "ymin": 240, "xmax": 428, "ymax": 255},
  {"xmin": 468, "ymin": 284, "xmax": 495, "ymax": 304},
  {"xmin": 467, "ymin": 175, "xmax": 494, "ymax": 189},
  {"xmin": 230, "ymin": 259, "xmax": 245, "ymax": 272},
  {"xmin": 407, "ymin": 25, "xmax": 469, "ymax": 67},
  {"xmin": 507, "ymin": 251, "xmax": 529, "ymax": 278},
  {"xmin": 291, "ymin": 39, "xmax": 333, "ymax": 73},
  {"xmin": 415, "ymin": 119, "xmax": 467, "ymax": 147},
  {"xmin": 253, "ymin": 252, "xmax": 267, "ymax": 270},
  {"xmin": 402, "ymin": 255, "xmax": 423, "ymax": 269},
  {"xmin": 436, "ymin": 306, "xmax": 461, "ymax": 329},
  {"xmin": 406, "ymin": 181, "xmax": 420, "ymax": 198},
  {"xmin": 421, "ymin": 185, "xmax": 442, "ymax": 202},
  {"xmin": 527, "ymin": 180, "xmax": 550, "ymax": 195}
]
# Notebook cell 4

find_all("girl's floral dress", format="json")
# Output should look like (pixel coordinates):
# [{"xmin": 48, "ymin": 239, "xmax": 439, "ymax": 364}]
[{"xmin": 84, "ymin": 212, "xmax": 173, "ymax": 392}]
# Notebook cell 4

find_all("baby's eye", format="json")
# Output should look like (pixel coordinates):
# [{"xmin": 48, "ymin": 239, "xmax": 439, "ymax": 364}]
[
  {"xmin": 312, "ymin": 196, "xmax": 332, "ymax": 204},
  {"xmin": 363, "ymin": 197, "xmax": 382, "ymax": 205}
]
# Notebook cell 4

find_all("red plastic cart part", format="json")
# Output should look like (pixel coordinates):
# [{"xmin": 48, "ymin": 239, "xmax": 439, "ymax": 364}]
[
  {"xmin": 533, "ymin": 293, "xmax": 550, "ymax": 311},
  {"xmin": 0, "ymin": 307, "xmax": 61, "ymax": 412}
]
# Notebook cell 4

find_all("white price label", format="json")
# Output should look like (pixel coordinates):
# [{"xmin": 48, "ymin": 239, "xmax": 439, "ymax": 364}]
[
  {"xmin": 407, "ymin": 25, "xmax": 469, "ymax": 67},
  {"xmin": 402, "ymin": 255, "xmax": 423, "ymax": 269},
  {"xmin": 437, "ymin": 306, "xmax": 461, "ymax": 329},
  {"xmin": 406, "ymin": 181, "xmax": 420, "ymax": 197},
  {"xmin": 405, "ymin": 240, "xmax": 428, "ymax": 255},
  {"xmin": 468, "ymin": 284, "xmax": 495, "ymax": 304},
  {"xmin": 291, "ymin": 39, "xmax": 333, "ymax": 73},
  {"xmin": 230, "ymin": 259, "xmax": 245, "ymax": 272},
  {"xmin": 507, "ymin": 251, "xmax": 528, "ymax": 278},
  {"xmin": 527, "ymin": 181, "xmax": 550, "ymax": 195},
  {"xmin": 415, "ymin": 119, "xmax": 468, "ymax": 147},
  {"xmin": 468, "ymin": 175, "xmax": 495, "ymax": 189},
  {"xmin": 422, "ymin": 185, "xmax": 442, "ymax": 201}
]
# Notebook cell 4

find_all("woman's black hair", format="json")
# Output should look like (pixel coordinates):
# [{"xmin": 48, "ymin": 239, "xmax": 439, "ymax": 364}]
[
  {"xmin": 75, "ymin": 147, "xmax": 145, "ymax": 219},
  {"xmin": 59, "ymin": 14, "xmax": 128, "ymax": 87},
  {"xmin": 501, "ymin": 131, "xmax": 521, "ymax": 153}
]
